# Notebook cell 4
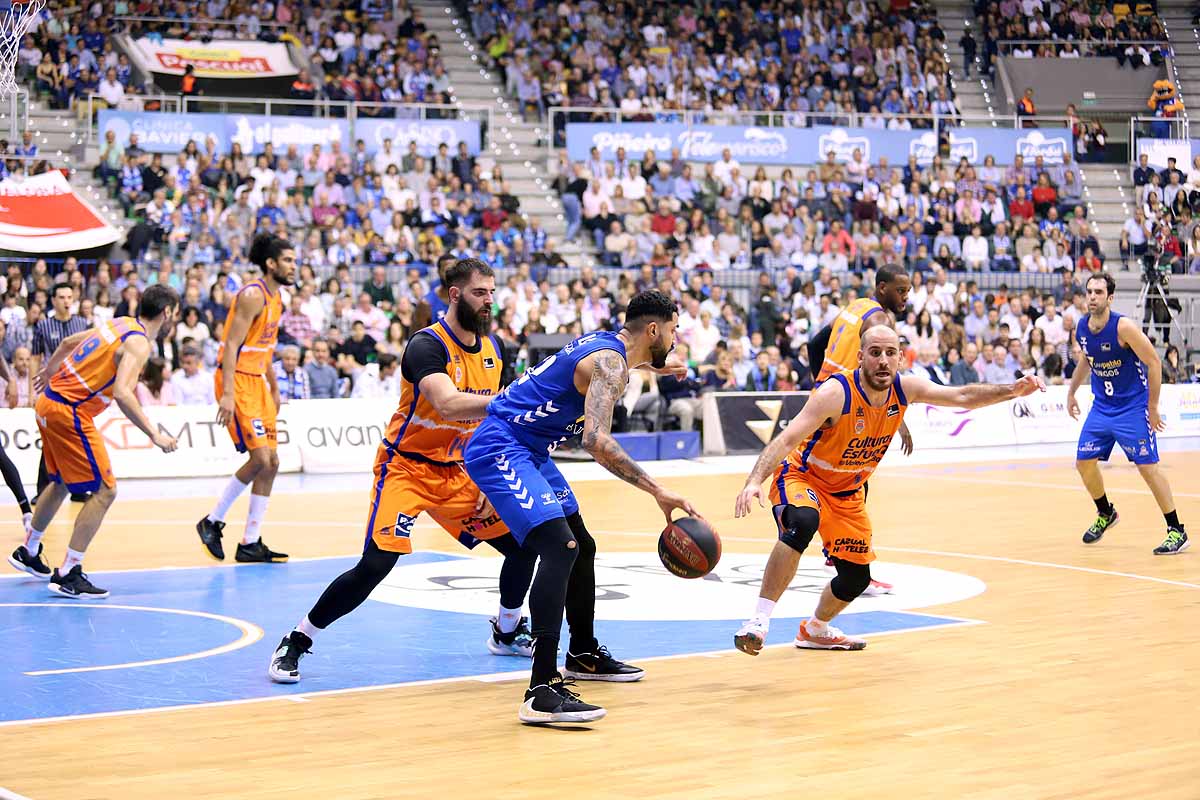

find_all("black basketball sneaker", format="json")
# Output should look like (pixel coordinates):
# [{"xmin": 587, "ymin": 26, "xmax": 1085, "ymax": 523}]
[
  {"xmin": 487, "ymin": 616, "xmax": 535, "ymax": 657},
  {"xmin": 47, "ymin": 565, "xmax": 108, "ymax": 599},
  {"xmin": 268, "ymin": 631, "xmax": 312, "ymax": 683},
  {"xmin": 1083, "ymin": 508, "xmax": 1119, "ymax": 544},
  {"xmin": 196, "ymin": 516, "xmax": 226, "ymax": 560},
  {"xmin": 563, "ymin": 644, "xmax": 644, "ymax": 682},
  {"xmin": 236, "ymin": 539, "xmax": 289, "ymax": 563},
  {"xmin": 519, "ymin": 677, "xmax": 606, "ymax": 724},
  {"xmin": 8, "ymin": 543, "xmax": 51, "ymax": 579}
]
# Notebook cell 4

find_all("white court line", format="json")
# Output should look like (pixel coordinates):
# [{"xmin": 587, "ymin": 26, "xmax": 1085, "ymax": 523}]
[
  {"xmin": 0, "ymin": 788, "xmax": 33, "ymax": 800},
  {"xmin": 890, "ymin": 471, "xmax": 1200, "ymax": 500},
  {"xmin": 0, "ymin": 604, "xmax": 264, "ymax": 676},
  {"xmin": 0, "ymin": 618, "xmax": 981, "ymax": 729}
]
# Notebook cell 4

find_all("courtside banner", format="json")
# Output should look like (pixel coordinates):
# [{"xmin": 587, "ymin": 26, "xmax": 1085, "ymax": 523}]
[
  {"xmin": 130, "ymin": 38, "xmax": 298, "ymax": 79},
  {"xmin": 702, "ymin": 391, "xmax": 811, "ymax": 454},
  {"xmin": 0, "ymin": 171, "xmax": 120, "ymax": 253},
  {"xmin": 286, "ymin": 398, "xmax": 395, "ymax": 473},
  {"xmin": 0, "ymin": 404, "xmax": 301, "ymax": 481}
]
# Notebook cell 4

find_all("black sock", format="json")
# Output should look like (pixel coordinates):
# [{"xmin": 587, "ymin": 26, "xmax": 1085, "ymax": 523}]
[
  {"xmin": 1093, "ymin": 494, "xmax": 1114, "ymax": 516},
  {"xmin": 17, "ymin": 499, "xmax": 31, "ymax": 515},
  {"xmin": 531, "ymin": 636, "xmax": 560, "ymax": 688},
  {"xmin": 1165, "ymin": 510, "xmax": 1182, "ymax": 530}
]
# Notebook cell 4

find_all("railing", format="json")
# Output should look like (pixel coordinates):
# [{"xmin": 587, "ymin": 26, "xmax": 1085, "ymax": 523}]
[
  {"xmin": 85, "ymin": 95, "xmax": 495, "ymax": 150},
  {"xmin": 996, "ymin": 39, "xmax": 1173, "ymax": 57},
  {"xmin": 111, "ymin": 14, "xmax": 289, "ymax": 31},
  {"xmin": 1127, "ymin": 115, "xmax": 1192, "ymax": 168}
]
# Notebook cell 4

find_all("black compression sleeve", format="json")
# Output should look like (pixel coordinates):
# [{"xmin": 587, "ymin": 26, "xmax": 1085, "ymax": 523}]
[
  {"xmin": 400, "ymin": 331, "xmax": 449, "ymax": 385},
  {"xmin": 808, "ymin": 324, "xmax": 832, "ymax": 378}
]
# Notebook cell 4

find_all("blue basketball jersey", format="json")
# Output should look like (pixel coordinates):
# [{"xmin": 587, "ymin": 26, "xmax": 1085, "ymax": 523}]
[
  {"xmin": 1075, "ymin": 311, "xmax": 1148, "ymax": 411},
  {"xmin": 486, "ymin": 331, "xmax": 627, "ymax": 453}
]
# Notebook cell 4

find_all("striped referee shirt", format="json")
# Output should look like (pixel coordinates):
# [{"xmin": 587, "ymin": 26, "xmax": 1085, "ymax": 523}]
[{"xmin": 32, "ymin": 313, "xmax": 89, "ymax": 362}]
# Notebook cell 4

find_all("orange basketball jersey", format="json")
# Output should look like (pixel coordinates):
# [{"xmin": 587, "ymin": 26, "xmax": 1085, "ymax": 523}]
[
  {"xmin": 817, "ymin": 297, "xmax": 885, "ymax": 382},
  {"xmin": 781, "ymin": 369, "xmax": 908, "ymax": 495},
  {"xmin": 383, "ymin": 321, "xmax": 504, "ymax": 465},
  {"xmin": 45, "ymin": 316, "xmax": 147, "ymax": 417},
  {"xmin": 218, "ymin": 278, "xmax": 282, "ymax": 376}
]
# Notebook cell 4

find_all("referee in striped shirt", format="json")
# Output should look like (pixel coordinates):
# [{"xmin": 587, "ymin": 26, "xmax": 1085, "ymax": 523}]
[{"xmin": 31, "ymin": 282, "xmax": 90, "ymax": 501}]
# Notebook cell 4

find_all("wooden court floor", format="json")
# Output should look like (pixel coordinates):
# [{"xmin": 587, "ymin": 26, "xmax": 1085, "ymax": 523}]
[{"xmin": 2, "ymin": 452, "xmax": 1199, "ymax": 800}]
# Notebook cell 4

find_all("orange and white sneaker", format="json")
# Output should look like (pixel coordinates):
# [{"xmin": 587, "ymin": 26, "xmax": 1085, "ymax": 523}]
[
  {"xmin": 861, "ymin": 578, "xmax": 894, "ymax": 597},
  {"xmin": 795, "ymin": 620, "xmax": 867, "ymax": 651},
  {"xmin": 734, "ymin": 618, "xmax": 769, "ymax": 656}
]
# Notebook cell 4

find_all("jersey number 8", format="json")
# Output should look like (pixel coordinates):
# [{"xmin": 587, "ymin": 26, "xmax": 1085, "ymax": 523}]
[{"xmin": 1103, "ymin": 380, "xmax": 1114, "ymax": 396}]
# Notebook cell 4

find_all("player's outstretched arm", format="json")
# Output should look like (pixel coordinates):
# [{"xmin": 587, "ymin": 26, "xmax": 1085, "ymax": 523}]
[
  {"xmin": 112, "ymin": 336, "xmax": 177, "ymax": 453},
  {"xmin": 900, "ymin": 374, "xmax": 1044, "ymax": 410},
  {"xmin": 735, "ymin": 379, "xmax": 845, "ymax": 518},
  {"xmin": 580, "ymin": 350, "xmax": 701, "ymax": 524},
  {"xmin": 1118, "ymin": 317, "xmax": 1166, "ymax": 430}
]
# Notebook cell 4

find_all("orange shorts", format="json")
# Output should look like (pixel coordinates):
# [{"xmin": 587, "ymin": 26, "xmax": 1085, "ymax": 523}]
[
  {"xmin": 216, "ymin": 370, "xmax": 277, "ymax": 452},
  {"xmin": 35, "ymin": 393, "xmax": 115, "ymax": 493},
  {"xmin": 769, "ymin": 464, "xmax": 874, "ymax": 565},
  {"xmin": 364, "ymin": 447, "xmax": 509, "ymax": 554}
]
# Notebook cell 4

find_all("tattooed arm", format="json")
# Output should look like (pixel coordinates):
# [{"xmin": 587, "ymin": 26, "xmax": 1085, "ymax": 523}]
[
  {"xmin": 579, "ymin": 349, "xmax": 702, "ymax": 524},
  {"xmin": 900, "ymin": 373, "xmax": 1045, "ymax": 409}
]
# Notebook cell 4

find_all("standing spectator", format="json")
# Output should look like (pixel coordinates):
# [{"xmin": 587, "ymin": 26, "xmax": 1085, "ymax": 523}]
[
  {"xmin": 170, "ymin": 345, "xmax": 213, "ymax": 405},
  {"xmin": 274, "ymin": 345, "xmax": 310, "ymax": 402},
  {"xmin": 305, "ymin": 338, "xmax": 341, "ymax": 399}
]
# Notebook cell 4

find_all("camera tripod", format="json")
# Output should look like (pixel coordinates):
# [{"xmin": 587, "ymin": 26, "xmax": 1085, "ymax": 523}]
[{"xmin": 1136, "ymin": 276, "xmax": 1188, "ymax": 348}]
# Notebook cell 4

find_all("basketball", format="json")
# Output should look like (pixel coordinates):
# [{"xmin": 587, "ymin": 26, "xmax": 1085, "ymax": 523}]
[{"xmin": 658, "ymin": 517, "xmax": 722, "ymax": 579}]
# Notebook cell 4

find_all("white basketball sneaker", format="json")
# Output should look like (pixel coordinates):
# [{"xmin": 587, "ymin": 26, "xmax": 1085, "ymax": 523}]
[
  {"xmin": 794, "ymin": 620, "xmax": 867, "ymax": 650},
  {"xmin": 861, "ymin": 578, "xmax": 894, "ymax": 597},
  {"xmin": 734, "ymin": 617, "xmax": 769, "ymax": 656}
]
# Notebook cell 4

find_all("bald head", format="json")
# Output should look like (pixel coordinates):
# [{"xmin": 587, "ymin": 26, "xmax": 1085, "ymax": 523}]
[{"xmin": 860, "ymin": 325, "xmax": 899, "ymax": 352}]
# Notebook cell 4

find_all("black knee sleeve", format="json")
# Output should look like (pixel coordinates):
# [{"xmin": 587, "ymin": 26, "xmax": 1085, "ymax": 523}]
[
  {"xmin": 829, "ymin": 558, "xmax": 871, "ymax": 602},
  {"xmin": 776, "ymin": 505, "xmax": 819, "ymax": 554},
  {"xmin": 524, "ymin": 518, "xmax": 578, "ymax": 641}
]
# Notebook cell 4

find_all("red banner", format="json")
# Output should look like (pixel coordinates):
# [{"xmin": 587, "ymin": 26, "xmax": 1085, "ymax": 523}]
[{"xmin": 0, "ymin": 171, "xmax": 119, "ymax": 253}]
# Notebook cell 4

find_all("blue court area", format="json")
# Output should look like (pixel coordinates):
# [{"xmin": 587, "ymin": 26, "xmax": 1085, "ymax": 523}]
[{"xmin": 0, "ymin": 554, "xmax": 966, "ymax": 724}]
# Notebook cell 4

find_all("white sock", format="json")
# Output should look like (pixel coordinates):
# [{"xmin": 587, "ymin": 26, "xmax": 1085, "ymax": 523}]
[
  {"xmin": 24, "ymin": 526, "xmax": 44, "ymax": 554},
  {"xmin": 60, "ymin": 547, "xmax": 85, "ymax": 573},
  {"xmin": 295, "ymin": 615, "xmax": 320, "ymax": 642},
  {"xmin": 243, "ymin": 494, "xmax": 269, "ymax": 545},
  {"xmin": 22, "ymin": 512, "xmax": 32, "ymax": 535},
  {"xmin": 754, "ymin": 597, "xmax": 776, "ymax": 620},
  {"xmin": 807, "ymin": 616, "xmax": 829, "ymax": 633},
  {"xmin": 209, "ymin": 476, "xmax": 250, "ymax": 523},
  {"xmin": 497, "ymin": 604, "xmax": 522, "ymax": 634}
]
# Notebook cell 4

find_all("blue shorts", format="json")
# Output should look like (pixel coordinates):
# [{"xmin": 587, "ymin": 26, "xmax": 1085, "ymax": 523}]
[
  {"xmin": 1077, "ymin": 405, "xmax": 1159, "ymax": 465},
  {"xmin": 464, "ymin": 417, "xmax": 579, "ymax": 543}
]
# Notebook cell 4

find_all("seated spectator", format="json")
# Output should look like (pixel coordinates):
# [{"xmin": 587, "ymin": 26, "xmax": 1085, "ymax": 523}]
[
  {"xmin": 170, "ymin": 345, "xmax": 212, "ymax": 405},
  {"xmin": 274, "ymin": 345, "xmax": 310, "ymax": 402},
  {"xmin": 305, "ymin": 338, "xmax": 342, "ymax": 399},
  {"xmin": 657, "ymin": 343, "xmax": 703, "ymax": 432},
  {"xmin": 136, "ymin": 357, "xmax": 176, "ymax": 406},
  {"xmin": 743, "ymin": 350, "xmax": 778, "ymax": 391},
  {"xmin": 351, "ymin": 353, "xmax": 400, "ymax": 398}
]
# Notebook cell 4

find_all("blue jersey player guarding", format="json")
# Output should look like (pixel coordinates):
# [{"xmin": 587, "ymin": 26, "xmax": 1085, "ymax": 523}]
[
  {"xmin": 1068, "ymin": 272, "xmax": 1188, "ymax": 555},
  {"xmin": 464, "ymin": 290, "xmax": 704, "ymax": 725}
]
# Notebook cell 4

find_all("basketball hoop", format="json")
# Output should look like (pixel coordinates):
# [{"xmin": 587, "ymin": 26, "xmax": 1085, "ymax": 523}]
[{"xmin": 0, "ymin": 0, "xmax": 45, "ymax": 98}]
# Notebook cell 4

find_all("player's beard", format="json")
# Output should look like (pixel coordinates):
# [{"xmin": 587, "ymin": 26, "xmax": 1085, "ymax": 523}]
[
  {"xmin": 455, "ymin": 297, "xmax": 493, "ymax": 335},
  {"xmin": 861, "ymin": 365, "xmax": 894, "ymax": 392},
  {"xmin": 271, "ymin": 265, "xmax": 296, "ymax": 287},
  {"xmin": 648, "ymin": 333, "xmax": 670, "ymax": 369}
]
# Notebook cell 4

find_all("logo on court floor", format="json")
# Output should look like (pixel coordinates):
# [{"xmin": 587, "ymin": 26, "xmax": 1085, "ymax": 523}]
[{"xmin": 370, "ymin": 553, "xmax": 986, "ymax": 621}]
